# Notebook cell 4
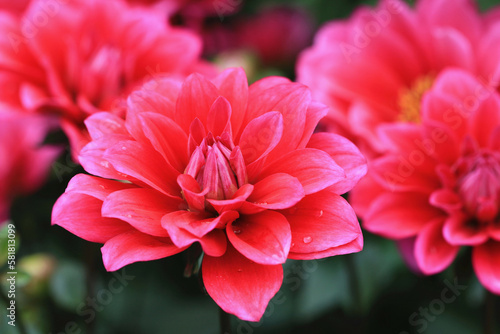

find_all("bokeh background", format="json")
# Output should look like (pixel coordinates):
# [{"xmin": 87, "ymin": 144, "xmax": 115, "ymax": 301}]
[{"xmin": 1, "ymin": 0, "xmax": 500, "ymax": 333}]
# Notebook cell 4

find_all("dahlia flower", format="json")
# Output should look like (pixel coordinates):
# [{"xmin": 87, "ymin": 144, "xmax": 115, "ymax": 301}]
[
  {"xmin": 52, "ymin": 68, "xmax": 366, "ymax": 321},
  {"xmin": 353, "ymin": 69, "xmax": 500, "ymax": 295},
  {"xmin": 0, "ymin": 112, "xmax": 60, "ymax": 222},
  {"xmin": 0, "ymin": 0, "xmax": 211, "ymax": 157},
  {"xmin": 297, "ymin": 0, "xmax": 500, "ymax": 157}
]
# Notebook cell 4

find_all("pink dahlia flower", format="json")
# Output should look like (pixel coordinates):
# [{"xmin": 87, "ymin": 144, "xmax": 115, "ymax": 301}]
[
  {"xmin": 0, "ymin": 0, "xmax": 212, "ymax": 157},
  {"xmin": 52, "ymin": 68, "xmax": 366, "ymax": 321},
  {"xmin": 297, "ymin": 0, "xmax": 500, "ymax": 157},
  {"xmin": 0, "ymin": 112, "xmax": 60, "ymax": 222},
  {"xmin": 353, "ymin": 69, "xmax": 500, "ymax": 295}
]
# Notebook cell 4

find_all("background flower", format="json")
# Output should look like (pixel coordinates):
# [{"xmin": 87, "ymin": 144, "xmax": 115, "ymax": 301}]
[
  {"xmin": 353, "ymin": 69, "xmax": 500, "ymax": 294},
  {"xmin": 297, "ymin": 0, "xmax": 500, "ymax": 157},
  {"xmin": 0, "ymin": 111, "xmax": 60, "ymax": 222},
  {"xmin": 0, "ymin": 0, "xmax": 212, "ymax": 157},
  {"xmin": 52, "ymin": 68, "xmax": 366, "ymax": 321}
]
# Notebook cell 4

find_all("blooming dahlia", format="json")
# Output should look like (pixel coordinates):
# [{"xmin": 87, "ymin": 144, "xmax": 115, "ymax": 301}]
[
  {"xmin": 0, "ymin": 111, "xmax": 60, "ymax": 222},
  {"xmin": 353, "ymin": 69, "xmax": 500, "ymax": 294},
  {"xmin": 297, "ymin": 0, "xmax": 500, "ymax": 157},
  {"xmin": 0, "ymin": 0, "xmax": 211, "ymax": 157},
  {"xmin": 52, "ymin": 68, "xmax": 366, "ymax": 321}
]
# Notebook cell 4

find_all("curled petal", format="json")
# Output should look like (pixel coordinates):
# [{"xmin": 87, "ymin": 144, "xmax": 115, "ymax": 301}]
[{"xmin": 472, "ymin": 241, "xmax": 500, "ymax": 295}]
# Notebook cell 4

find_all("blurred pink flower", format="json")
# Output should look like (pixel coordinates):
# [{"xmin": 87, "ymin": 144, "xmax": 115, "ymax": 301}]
[
  {"xmin": 297, "ymin": 0, "xmax": 500, "ymax": 158},
  {"xmin": 0, "ymin": 0, "xmax": 213, "ymax": 158},
  {"xmin": 236, "ymin": 6, "xmax": 314, "ymax": 66},
  {"xmin": 0, "ymin": 112, "xmax": 60, "ymax": 222},
  {"xmin": 52, "ymin": 68, "xmax": 366, "ymax": 321},
  {"xmin": 353, "ymin": 69, "xmax": 500, "ymax": 294}
]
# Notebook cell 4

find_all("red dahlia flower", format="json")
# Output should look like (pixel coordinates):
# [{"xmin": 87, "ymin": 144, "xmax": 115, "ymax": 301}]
[
  {"xmin": 353, "ymin": 69, "xmax": 500, "ymax": 295},
  {"xmin": 0, "ymin": 0, "xmax": 211, "ymax": 157},
  {"xmin": 52, "ymin": 68, "xmax": 366, "ymax": 321},
  {"xmin": 297, "ymin": 0, "xmax": 500, "ymax": 157},
  {"xmin": 0, "ymin": 112, "xmax": 60, "ymax": 222}
]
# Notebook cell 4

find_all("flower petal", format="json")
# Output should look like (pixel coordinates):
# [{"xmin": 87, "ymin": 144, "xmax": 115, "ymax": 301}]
[
  {"xmin": 443, "ymin": 213, "xmax": 489, "ymax": 246},
  {"xmin": 255, "ymin": 148, "xmax": 345, "ymax": 195},
  {"xmin": 175, "ymin": 73, "xmax": 219, "ymax": 132},
  {"xmin": 246, "ymin": 173, "xmax": 305, "ymax": 210},
  {"xmin": 102, "ymin": 188, "xmax": 185, "ymax": 237},
  {"xmin": 363, "ymin": 192, "xmax": 443, "ymax": 239},
  {"xmin": 472, "ymin": 241, "xmax": 500, "ymax": 295},
  {"xmin": 104, "ymin": 140, "xmax": 181, "ymax": 198},
  {"xmin": 65, "ymin": 174, "xmax": 135, "ymax": 201},
  {"xmin": 282, "ymin": 188, "xmax": 361, "ymax": 257},
  {"xmin": 306, "ymin": 132, "xmax": 367, "ymax": 194},
  {"xmin": 238, "ymin": 111, "xmax": 283, "ymax": 165},
  {"xmin": 212, "ymin": 68, "xmax": 249, "ymax": 136},
  {"xmin": 101, "ymin": 231, "xmax": 183, "ymax": 271},
  {"xmin": 202, "ymin": 244, "xmax": 283, "ymax": 322},
  {"xmin": 52, "ymin": 192, "xmax": 132, "ymax": 244},
  {"xmin": 415, "ymin": 218, "xmax": 459, "ymax": 275},
  {"xmin": 227, "ymin": 211, "xmax": 291, "ymax": 265},
  {"xmin": 138, "ymin": 112, "xmax": 189, "ymax": 173}
]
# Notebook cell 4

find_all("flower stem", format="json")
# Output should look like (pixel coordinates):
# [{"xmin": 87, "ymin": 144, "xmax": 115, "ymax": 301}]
[
  {"xmin": 219, "ymin": 307, "xmax": 232, "ymax": 334},
  {"xmin": 484, "ymin": 290, "xmax": 497, "ymax": 334}
]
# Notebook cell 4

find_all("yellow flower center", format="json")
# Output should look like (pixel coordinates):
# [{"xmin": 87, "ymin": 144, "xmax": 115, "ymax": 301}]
[{"xmin": 398, "ymin": 75, "xmax": 435, "ymax": 123}]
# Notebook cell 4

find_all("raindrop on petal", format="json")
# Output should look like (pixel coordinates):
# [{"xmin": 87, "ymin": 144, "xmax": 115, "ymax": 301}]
[{"xmin": 303, "ymin": 236, "xmax": 312, "ymax": 244}]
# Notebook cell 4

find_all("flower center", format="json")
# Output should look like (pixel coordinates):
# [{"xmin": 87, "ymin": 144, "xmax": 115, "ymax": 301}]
[
  {"xmin": 397, "ymin": 75, "xmax": 434, "ymax": 123},
  {"xmin": 184, "ymin": 132, "xmax": 247, "ymax": 201},
  {"xmin": 454, "ymin": 150, "xmax": 500, "ymax": 222}
]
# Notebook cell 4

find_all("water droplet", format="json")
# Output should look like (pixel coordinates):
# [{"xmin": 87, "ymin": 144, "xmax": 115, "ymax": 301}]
[
  {"xmin": 100, "ymin": 161, "xmax": 109, "ymax": 168},
  {"xmin": 233, "ymin": 228, "xmax": 241, "ymax": 234},
  {"xmin": 237, "ymin": 268, "xmax": 243, "ymax": 272},
  {"xmin": 303, "ymin": 236, "xmax": 312, "ymax": 244},
  {"xmin": 291, "ymin": 242, "xmax": 295, "ymax": 248},
  {"xmin": 121, "ymin": 146, "xmax": 127, "ymax": 150},
  {"xmin": 317, "ymin": 210, "xmax": 323, "ymax": 218},
  {"xmin": 127, "ymin": 214, "xmax": 132, "ymax": 218}
]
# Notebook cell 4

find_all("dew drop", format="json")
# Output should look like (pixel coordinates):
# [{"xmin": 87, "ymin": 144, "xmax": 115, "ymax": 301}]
[
  {"xmin": 291, "ymin": 242, "xmax": 295, "ymax": 248},
  {"xmin": 317, "ymin": 210, "xmax": 323, "ymax": 218},
  {"xmin": 303, "ymin": 236, "xmax": 312, "ymax": 244},
  {"xmin": 233, "ymin": 228, "xmax": 241, "ymax": 234},
  {"xmin": 121, "ymin": 146, "xmax": 127, "ymax": 150},
  {"xmin": 127, "ymin": 214, "xmax": 132, "ymax": 218},
  {"xmin": 237, "ymin": 268, "xmax": 243, "ymax": 272}
]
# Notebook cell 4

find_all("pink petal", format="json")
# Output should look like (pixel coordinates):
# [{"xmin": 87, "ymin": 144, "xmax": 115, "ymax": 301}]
[
  {"xmin": 238, "ymin": 111, "xmax": 283, "ymax": 165},
  {"xmin": 104, "ymin": 140, "xmax": 181, "ymax": 198},
  {"xmin": 206, "ymin": 96, "xmax": 232, "ymax": 138},
  {"xmin": 52, "ymin": 192, "xmax": 132, "ymax": 244},
  {"xmin": 443, "ymin": 213, "xmax": 489, "ymax": 246},
  {"xmin": 363, "ymin": 192, "xmax": 443, "ymax": 239},
  {"xmin": 472, "ymin": 241, "xmax": 500, "ymax": 295},
  {"xmin": 306, "ymin": 132, "xmax": 367, "ymax": 194},
  {"xmin": 161, "ymin": 211, "xmax": 231, "ymax": 256},
  {"xmin": 207, "ymin": 184, "xmax": 254, "ymax": 214},
  {"xmin": 177, "ymin": 174, "xmax": 208, "ymax": 212},
  {"xmin": 288, "ymin": 234, "xmax": 362, "ymax": 260},
  {"xmin": 175, "ymin": 73, "xmax": 219, "ymax": 132},
  {"xmin": 282, "ymin": 188, "xmax": 361, "ymax": 257},
  {"xmin": 246, "ymin": 173, "xmax": 305, "ymax": 210},
  {"xmin": 415, "ymin": 219, "xmax": 459, "ymax": 275},
  {"xmin": 102, "ymin": 231, "xmax": 183, "ymax": 272},
  {"xmin": 138, "ymin": 112, "xmax": 189, "ymax": 173},
  {"xmin": 256, "ymin": 148, "xmax": 345, "ymax": 195},
  {"xmin": 102, "ymin": 188, "xmax": 185, "ymax": 237},
  {"xmin": 65, "ymin": 174, "xmax": 135, "ymax": 201},
  {"xmin": 227, "ymin": 211, "xmax": 291, "ymax": 265},
  {"xmin": 202, "ymin": 244, "xmax": 283, "ymax": 322},
  {"xmin": 297, "ymin": 101, "xmax": 329, "ymax": 149},
  {"xmin": 84, "ymin": 112, "xmax": 128, "ymax": 140},
  {"xmin": 429, "ymin": 189, "xmax": 462, "ymax": 213},
  {"xmin": 79, "ymin": 134, "xmax": 133, "ymax": 180},
  {"xmin": 212, "ymin": 68, "xmax": 249, "ymax": 136},
  {"xmin": 349, "ymin": 174, "xmax": 385, "ymax": 218}
]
